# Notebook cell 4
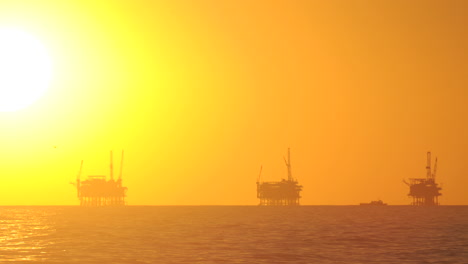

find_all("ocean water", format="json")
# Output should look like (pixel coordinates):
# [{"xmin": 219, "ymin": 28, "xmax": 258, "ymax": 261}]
[{"xmin": 0, "ymin": 206, "xmax": 467, "ymax": 263}]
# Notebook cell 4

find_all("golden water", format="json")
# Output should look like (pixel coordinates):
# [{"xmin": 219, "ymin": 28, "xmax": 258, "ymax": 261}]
[{"xmin": 0, "ymin": 206, "xmax": 467, "ymax": 263}]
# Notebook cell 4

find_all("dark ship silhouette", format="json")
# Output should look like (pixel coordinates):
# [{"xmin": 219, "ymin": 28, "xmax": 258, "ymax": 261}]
[{"xmin": 360, "ymin": 200, "xmax": 387, "ymax": 206}]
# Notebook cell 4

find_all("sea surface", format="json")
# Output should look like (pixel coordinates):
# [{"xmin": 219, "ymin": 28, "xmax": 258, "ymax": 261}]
[{"xmin": 0, "ymin": 206, "xmax": 467, "ymax": 263}]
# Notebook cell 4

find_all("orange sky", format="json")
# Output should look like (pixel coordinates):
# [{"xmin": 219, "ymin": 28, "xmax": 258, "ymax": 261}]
[{"xmin": 0, "ymin": 0, "xmax": 467, "ymax": 205}]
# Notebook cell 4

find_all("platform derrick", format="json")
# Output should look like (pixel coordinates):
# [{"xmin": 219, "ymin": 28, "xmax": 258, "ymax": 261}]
[
  {"xmin": 75, "ymin": 151, "xmax": 127, "ymax": 206},
  {"xmin": 404, "ymin": 152, "xmax": 442, "ymax": 206},
  {"xmin": 256, "ymin": 148, "xmax": 303, "ymax": 206}
]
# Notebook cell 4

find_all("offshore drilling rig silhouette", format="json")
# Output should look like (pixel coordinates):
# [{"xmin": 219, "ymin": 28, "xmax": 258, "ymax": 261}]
[
  {"xmin": 256, "ymin": 148, "xmax": 303, "ymax": 205},
  {"xmin": 404, "ymin": 151, "xmax": 442, "ymax": 206},
  {"xmin": 74, "ymin": 151, "xmax": 127, "ymax": 206}
]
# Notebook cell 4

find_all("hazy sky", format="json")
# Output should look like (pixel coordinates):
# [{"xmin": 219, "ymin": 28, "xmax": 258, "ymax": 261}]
[{"xmin": 0, "ymin": 0, "xmax": 467, "ymax": 205}]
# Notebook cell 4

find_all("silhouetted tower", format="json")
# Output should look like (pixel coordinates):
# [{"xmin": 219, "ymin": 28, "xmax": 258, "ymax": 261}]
[
  {"xmin": 74, "ymin": 150, "xmax": 128, "ymax": 206},
  {"xmin": 76, "ymin": 160, "xmax": 83, "ymax": 198},
  {"xmin": 284, "ymin": 148, "xmax": 292, "ymax": 181},
  {"xmin": 110, "ymin": 150, "xmax": 114, "ymax": 181},
  {"xmin": 256, "ymin": 148, "xmax": 303, "ymax": 205},
  {"xmin": 404, "ymin": 152, "xmax": 442, "ymax": 206},
  {"xmin": 117, "ymin": 150, "xmax": 124, "ymax": 190}
]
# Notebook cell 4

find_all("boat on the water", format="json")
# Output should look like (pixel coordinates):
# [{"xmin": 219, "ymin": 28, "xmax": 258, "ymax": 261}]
[{"xmin": 360, "ymin": 200, "xmax": 387, "ymax": 206}]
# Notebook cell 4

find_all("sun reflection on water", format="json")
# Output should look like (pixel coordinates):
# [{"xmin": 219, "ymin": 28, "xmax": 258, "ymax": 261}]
[{"xmin": 0, "ymin": 208, "xmax": 55, "ymax": 262}]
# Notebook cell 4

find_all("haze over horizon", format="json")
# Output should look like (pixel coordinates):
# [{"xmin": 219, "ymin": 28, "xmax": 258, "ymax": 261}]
[{"xmin": 0, "ymin": 0, "xmax": 467, "ymax": 205}]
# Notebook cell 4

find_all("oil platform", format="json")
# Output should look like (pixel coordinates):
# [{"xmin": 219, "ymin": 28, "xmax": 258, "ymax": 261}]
[
  {"xmin": 404, "ymin": 152, "xmax": 442, "ymax": 206},
  {"xmin": 74, "ymin": 151, "xmax": 128, "ymax": 206},
  {"xmin": 256, "ymin": 148, "xmax": 303, "ymax": 206}
]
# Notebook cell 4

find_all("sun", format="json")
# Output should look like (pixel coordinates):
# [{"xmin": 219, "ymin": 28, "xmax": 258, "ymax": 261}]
[{"xmin": 0, "ymin": 28, "xmax": 52, "ymax": 112}]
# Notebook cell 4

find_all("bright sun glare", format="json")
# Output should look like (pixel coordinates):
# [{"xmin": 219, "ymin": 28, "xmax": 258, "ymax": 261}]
[{"xmin": 0, "ymin": 28, "xmax": 52, "ymax": 112}]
